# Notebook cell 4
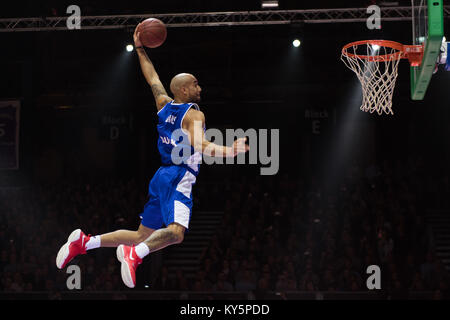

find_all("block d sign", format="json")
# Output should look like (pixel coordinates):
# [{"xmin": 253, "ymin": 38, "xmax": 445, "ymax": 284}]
[{"xmin": 100, "ymin": 114, "xmax": 133, "ymax": 140}]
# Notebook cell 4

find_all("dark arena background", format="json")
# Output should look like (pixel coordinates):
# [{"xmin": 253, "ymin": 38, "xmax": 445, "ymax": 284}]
[{"xmin": 1, "ymin": 0, "xmax": 450, "ymax": 308}]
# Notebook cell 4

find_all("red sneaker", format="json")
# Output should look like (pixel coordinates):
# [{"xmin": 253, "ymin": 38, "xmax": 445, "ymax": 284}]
[
  {"xmin": 116, "ymin": 244, "xmax": 142, "ymax": 288},
  {"xmin": 56, "ymin": 229, "xmax": 90, "ymax": 269}
]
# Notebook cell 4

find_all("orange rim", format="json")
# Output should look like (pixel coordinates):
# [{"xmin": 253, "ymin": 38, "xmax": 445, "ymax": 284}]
[{"xmin": 342, "ymin": 40, "xmax": 423, "ymax": 64}]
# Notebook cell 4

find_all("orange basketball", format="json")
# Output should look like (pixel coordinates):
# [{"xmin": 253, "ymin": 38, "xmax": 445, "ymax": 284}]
[{"xmin": 138, "ymin": 18, "xmax": 167, "ymax": 48}]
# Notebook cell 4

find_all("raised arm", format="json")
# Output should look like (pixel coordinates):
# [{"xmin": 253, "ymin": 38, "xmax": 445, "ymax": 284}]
[
  {"xmin": 134, "ymin": 23, "xmax": 172, "ymax": 112},
  {"xmin": 183, "ymin": 109, "xmax": 249, "ymax": 157}
]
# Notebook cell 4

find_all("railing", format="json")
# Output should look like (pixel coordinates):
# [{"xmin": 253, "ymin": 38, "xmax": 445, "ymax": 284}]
[{"xmin": 1, "ymin": 7, "xmax": 449, "ymax": 32}]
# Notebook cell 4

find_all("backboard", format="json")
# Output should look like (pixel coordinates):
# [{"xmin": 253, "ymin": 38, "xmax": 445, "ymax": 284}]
[{"xmin": 410, "ymin": 0, "xmax": 445, "ymax": 100}]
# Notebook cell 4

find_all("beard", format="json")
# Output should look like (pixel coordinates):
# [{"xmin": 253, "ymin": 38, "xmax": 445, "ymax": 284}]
[{"xmin": 191, "ymin": 95, "xmax": 201, "ymax": 103}]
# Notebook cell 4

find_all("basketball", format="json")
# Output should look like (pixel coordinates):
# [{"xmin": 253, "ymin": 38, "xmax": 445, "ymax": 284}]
[{"xmin": 138, "ymin": 18, "xmax": 167, "ymax": 48}]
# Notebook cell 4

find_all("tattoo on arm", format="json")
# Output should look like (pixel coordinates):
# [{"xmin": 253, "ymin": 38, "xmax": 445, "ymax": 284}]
[{"xmin": 151, "ymin": 83, "xmax": 168, "ymax": 100}]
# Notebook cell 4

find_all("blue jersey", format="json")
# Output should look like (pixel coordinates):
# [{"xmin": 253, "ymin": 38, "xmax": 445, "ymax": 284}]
[{"xmin": 156, "ymin": 101, "xmax": 203, "ymax": 176}]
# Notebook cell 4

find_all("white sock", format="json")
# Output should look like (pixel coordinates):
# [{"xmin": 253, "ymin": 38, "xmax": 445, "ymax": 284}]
[
  {"xmin": 85, "ymin": 235, "xmax": 101, "ymax": 251},
  {"xmin": 134, "ymin": 243, "xmax": 150, "ymax": 259}
]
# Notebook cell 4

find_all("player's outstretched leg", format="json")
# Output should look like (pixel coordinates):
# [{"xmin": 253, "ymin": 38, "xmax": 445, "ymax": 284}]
[
  {"xmin": 116, "ymin": 223, "xmax": 185, "ymax": 288},
  {"xmin": 56, "ymin": 229, "xmax": 91, "ymax": 269},
  {"xmin": 56, "ymin": 224, "xmax": 154, "ymax": 270}
]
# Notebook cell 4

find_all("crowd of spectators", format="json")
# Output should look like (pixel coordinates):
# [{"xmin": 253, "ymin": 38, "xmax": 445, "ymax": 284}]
[
  {"xmin": 1, "ymin": 157, "xmax": 450, "ymax": 299},
  {"xmin": 0, "ymin": 178, "xmax": 146, "ymax": 293},
  {"xmin": 160, "ymin": 158, "xmax": 450, "ymax": 298}
]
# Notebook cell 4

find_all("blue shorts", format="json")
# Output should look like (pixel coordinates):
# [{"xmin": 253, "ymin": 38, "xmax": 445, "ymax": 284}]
[{"xmin": 140, "ymin": 165, "xmax": 197, "ymax": 230}]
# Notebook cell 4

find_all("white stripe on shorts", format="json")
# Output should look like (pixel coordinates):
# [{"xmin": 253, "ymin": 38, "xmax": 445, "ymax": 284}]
[
  {"xmin": 174, "ymin": 200, "xmax": 190, "ymax": 228},
  {"xmin": 176, "ymin": 170, "xmax": 196, "ymax": 198}
]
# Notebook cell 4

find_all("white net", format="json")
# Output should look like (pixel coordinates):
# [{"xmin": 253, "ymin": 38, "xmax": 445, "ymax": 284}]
[{"xmin": 341, "ymin": 43, "xmax": 403, "ymax": 115}]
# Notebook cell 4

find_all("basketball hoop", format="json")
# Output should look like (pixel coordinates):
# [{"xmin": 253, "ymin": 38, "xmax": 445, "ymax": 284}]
[{"xmin": 341, "ymin": 40, "xmax": 423, "ymax": 115}]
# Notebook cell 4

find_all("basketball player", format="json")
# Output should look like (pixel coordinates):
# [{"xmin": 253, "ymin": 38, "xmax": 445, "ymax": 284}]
[{"xmin": 56, "ymin": 23, "xmax": 249, "ymax": 288}]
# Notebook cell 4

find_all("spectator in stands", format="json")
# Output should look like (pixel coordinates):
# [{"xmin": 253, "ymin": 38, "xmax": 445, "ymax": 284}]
[
  {"xmin": 153, "ymin": 266, "xmax": 173, "ymax": 290},
  {"xmin": 212, "ymin": 272, "xmax": 233, "ymax": 292},
  {"xmin": 235, "ymin": 269, "xmax": 257, "ymax": 292},
  {"xmin": 173, "ymin": 269, "xmax": 189, "ymax": 291}
]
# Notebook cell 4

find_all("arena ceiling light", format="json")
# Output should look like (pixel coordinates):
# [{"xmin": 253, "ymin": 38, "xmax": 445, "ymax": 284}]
[{"xmin": 261, "ymin": 1, "xmax": 278, "ymax": 9}]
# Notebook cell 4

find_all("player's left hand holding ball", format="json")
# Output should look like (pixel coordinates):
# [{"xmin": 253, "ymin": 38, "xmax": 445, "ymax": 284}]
[{"xmin": 134, "ymin": 23, "xmax": 143, "ymax": 48}]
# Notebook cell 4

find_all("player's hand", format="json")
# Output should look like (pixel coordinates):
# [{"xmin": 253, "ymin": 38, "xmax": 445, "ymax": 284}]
[
  {"xmin": 232, "ymin": 137, "xmax": 250, "ymax": 157},
  {"xmin": 134, "ymin": 23, "xmax": 143, "ymax": 48}
]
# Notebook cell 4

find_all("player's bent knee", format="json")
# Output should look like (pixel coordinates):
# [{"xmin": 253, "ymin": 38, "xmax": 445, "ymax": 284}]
[
  {"xmin": 136, "ymin": 224, "xmax": 155, "ymax": 243},
  {"xmin": 167, "ymin": 223, "xmax": 185, "ymax": 244},
  {"xmin": 169, "ymin": 229, "xmax": 184, "ymax": 244},
  {"xmin": 136, "ymin": 232, "xmax": 150, "ymax": 244}
]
